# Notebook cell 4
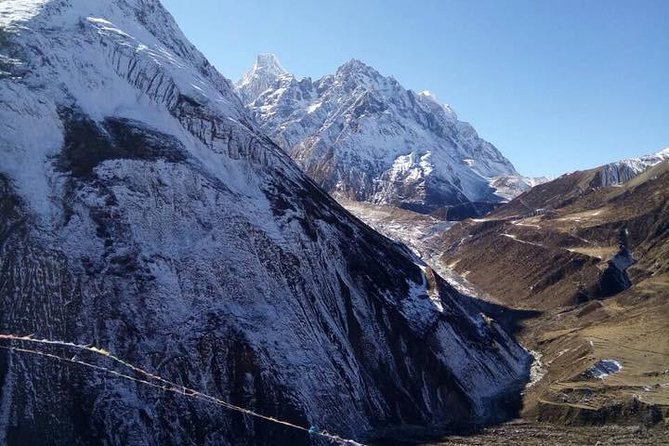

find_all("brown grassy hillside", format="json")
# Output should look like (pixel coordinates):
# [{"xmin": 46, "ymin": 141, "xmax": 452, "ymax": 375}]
[{"xmin": 439, "ymin": 161, "xmax": 669, "ymax": 425}]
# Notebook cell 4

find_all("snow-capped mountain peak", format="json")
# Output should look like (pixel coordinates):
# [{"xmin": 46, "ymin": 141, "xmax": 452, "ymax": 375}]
[
  {"xmin": 335, "ymin": 58, "xmax": 381, "ymax": 78},
  {"xmin": 621, "ymin": 147, "xmax": 669, "ymax": 168},
  {"xmin": 326, "ymin": 58, "xmax": 403, "ymax": 97},
  {"xmin": 418, "ymin": 89, "xmax": 436, "ymax": 100},
  {"xmin": 236, "ymin": 56, "xmax": 521, "ymax": 217},
  {"xmin": 252, "ymin": 52, "xmax": 288, "ymax": 76},
  {"xmin": 235, "ymin": 52, "xmax": 291, "ymax": 104},
  {"xmin": 594, "ymin": 147, "xmax": 669, "ymax": 186},
  {"xmin": 415, "ymin": 89, "xmax": 459, "ymax": 122}
]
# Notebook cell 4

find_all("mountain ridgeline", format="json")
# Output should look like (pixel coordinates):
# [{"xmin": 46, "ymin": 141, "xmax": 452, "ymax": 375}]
[
  {"xmin": 0, "ymin": 1, "xmax": 530, "ymax": 445},
  {"xmin": 236, "ymin": 54, "xmax": 538, "ymax": 219}
]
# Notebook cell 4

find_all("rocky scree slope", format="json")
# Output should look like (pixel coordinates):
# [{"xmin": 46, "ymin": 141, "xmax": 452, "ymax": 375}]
[
  {"xmin": 236, "ymin": 54, "xmax": 533, "ymax": 219},
  {"xmin": 0, "ymin": 1, "xmax": 530, "ymax": 445}
]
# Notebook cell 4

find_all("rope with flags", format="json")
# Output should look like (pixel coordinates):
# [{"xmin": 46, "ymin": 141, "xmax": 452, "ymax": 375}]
[{"xmin": 0, "ymin": 333, "xmax": 366, "ymax": 446}]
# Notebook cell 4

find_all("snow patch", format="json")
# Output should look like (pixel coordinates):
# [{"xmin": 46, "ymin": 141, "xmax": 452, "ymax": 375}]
[
  {"xmin": 524, "ymin": 350, "xmax": 546, "ymax": 389},
  {"xmin": 306, "ymin": 101, "xmax": 322, "ymax": 113},
  {"xmin": 587, "ymin": 360, "xmax": 623, "ymax": 379},
  {"xmin": 0, "ymin": 0, "xmax": 49, "ymax": 26}
]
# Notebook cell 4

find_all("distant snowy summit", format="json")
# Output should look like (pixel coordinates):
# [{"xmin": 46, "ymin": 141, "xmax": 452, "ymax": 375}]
[
  {"xmin": 593, "ymin": 147, "xmax": 669, "ymax": 187},
  {"xmin": 236, "ymin": 53, "xmax": 291, "ymax": 105},
  {"xmin": 236, "ymin": 54, "xmax": 538, "ymax": 218}
]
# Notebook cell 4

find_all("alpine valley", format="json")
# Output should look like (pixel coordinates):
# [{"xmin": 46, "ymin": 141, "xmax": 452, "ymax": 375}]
[
  {"xmin": 234, "ymin": 54, "xmax": 669, "ymax": 444},
  {"xmin": 0, "ymin": 1, "xmax": 667, "ymax": 446}
]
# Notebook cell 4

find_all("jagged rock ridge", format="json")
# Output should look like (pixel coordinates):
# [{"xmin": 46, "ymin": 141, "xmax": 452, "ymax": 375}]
[
  {"xmin": 236, "ymin": 54, "xmax": 537, "ymax": 218},
  {"xmin": 592, "ymin": 148, "xmax": 669, "ymax": 187}
]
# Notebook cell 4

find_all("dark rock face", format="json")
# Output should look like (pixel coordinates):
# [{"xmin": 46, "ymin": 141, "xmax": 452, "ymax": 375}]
[
  {"xmin": 438, "ymin": 202, "xmax": 501, "ymax": 221},
  {"xmin": 599, "ymin": 230, "xmax": 635, "ymax": 298},
  {"xmin": 0, "ymin": 1, "xmax": 529, "ymax": 445},
  {"xmin": 56, "ymin": 112, "xmax": 189, "ymax": 179}
]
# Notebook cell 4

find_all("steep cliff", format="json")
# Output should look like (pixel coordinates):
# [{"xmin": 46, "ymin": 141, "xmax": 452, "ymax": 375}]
[{"xmin": 0, "ymin": 1, "xmax": 529, "ymax": 445}]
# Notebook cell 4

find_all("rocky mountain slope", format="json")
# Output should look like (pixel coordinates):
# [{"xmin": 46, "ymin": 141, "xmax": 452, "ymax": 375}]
[
  {"xmin": 0, "ymin": 1, "xmax": 531, "ymax": 445},
  {"xmin": 494, "ymin": 148, "xmax": 669, "ymax": 219},
  {"xmin": 236, "ymin": 54, "xmax": 535, "ymax": 218},
  {"xmin": 437, "ymin": 156, "xmax": 669, "ymax": 425},
  {"xmin": 596, "ymin": 148, "xmax": 669, "ymax": 186}
]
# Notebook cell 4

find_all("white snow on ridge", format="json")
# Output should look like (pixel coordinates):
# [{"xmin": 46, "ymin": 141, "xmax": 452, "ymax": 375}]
[
  {"xmin": 553, "ymin": 148, "xmax": 669, "ymax": 188},
  {"xmin": 0, "ymin": 0, "xmax": 49, "ymax": 26},
  {"xmin": 597, "ymin": 148, "xmax": 669, "ymax": 186},
  {"xmin": 236, "ymin": 53, "xmax": 293, "ymax": 105},
  {"xmin": 489, "ymin": 174, "xmax": 551, "ymax": 201},
  {"xmin": 236, "ymin": 54, "xmax": 523, "ymax": 210},
  {"xmin": 0, "ymin": 0, "xmax": 256, "ymax": 220}
]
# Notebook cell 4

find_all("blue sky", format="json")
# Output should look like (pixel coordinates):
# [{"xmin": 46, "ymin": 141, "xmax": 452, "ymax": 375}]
[{"xmin": 161, "ymin": 0, "xmax": 668, "ymax": 177}]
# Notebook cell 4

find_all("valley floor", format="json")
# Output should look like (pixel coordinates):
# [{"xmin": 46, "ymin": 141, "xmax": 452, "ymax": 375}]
[
  {"xmin": 372, "ymin": 421, "xmax": 668, "ymax": 445},
  {"xmin": 428, "ymin": 420, "xmax": 668, "ymax": 446},
  {"xmin": 340, "ymin": 199, "xmax": 669, "ymax": 444}
]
